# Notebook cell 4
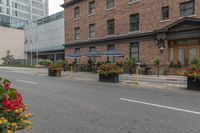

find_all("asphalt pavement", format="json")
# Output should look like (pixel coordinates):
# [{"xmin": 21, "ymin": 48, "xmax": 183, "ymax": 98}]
[{"xmin": 0, "ymin": 68, "xmax": 199, "ymax": 133}]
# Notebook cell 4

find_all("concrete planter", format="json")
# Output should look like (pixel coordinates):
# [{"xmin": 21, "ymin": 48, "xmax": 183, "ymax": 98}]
[
  {"xmin": 187, "ymin": 77, "xmax": 200, "ymax": 90},
  {"xmin": 48, "ymin": 70, "xmax": 61, "ymax": 77},
  {"xmin": 99, "ymin": 74, "xmax": 119, "ymax": 83}
]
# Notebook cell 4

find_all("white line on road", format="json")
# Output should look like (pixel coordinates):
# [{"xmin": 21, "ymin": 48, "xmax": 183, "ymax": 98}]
[
  {"xmin": 16, "ymin": 79, "xmax": 37, "ymax": 85},
  {"xmin": 120, "ymin": 98, "xmax": 200, "ymax": 115}
]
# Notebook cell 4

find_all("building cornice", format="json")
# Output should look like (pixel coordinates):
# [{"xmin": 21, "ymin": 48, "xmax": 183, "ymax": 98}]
[
  {"xmin": 63, "ymin": 31, "xmax": 154, "ymax": 48},
  {"xmin": 61, "ymin": 0, "xmax": 84, "ymax": 8}
]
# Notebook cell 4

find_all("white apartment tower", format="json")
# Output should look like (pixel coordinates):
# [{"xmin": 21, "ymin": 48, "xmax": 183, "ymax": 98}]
[{"xmin": 0, "ymin": 0, "xmax": 48, "ymax": 28}]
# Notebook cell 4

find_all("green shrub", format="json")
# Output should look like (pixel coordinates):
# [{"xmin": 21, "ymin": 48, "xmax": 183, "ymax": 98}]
[
  {"xmin": 47, "ymin": 60, "xmax": 66, "ymax": 71},
  {"xmin": 38, "ymin": 59, "xmax": 52, "ymax": 66},
  {"xmin": 97, "ymin": 63, "xmax": 124, "ymax": 75}
]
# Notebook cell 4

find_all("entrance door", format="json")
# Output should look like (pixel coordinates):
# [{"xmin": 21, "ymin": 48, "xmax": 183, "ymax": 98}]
[
  {"xmin": 177, "ymin": 47, "xmax": 199, "ymax": 66},
  {"xmin": 178, "ymin": 48, "xmax": 185, "ymax": 65},
  {"xmin": 169, "ymin": 39, "xmax": 200, "ymax": 66}
]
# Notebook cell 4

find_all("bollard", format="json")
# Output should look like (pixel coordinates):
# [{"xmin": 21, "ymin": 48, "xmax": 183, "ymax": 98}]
[
  {"xmin": 35, "ymin": 65, "xmax": 40, "ymax": 76},
  {"xmin": 135, "ymin": 63, "xmax": 140, "ymax": 85},
  {"xmin": 70, "ymin": 66, "xmax": 73, "ymax": 79}
]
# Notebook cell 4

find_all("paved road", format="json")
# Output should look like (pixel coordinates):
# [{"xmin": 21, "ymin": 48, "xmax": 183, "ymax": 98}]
[{"xmin": 0, "ymin": 68, "xmax": 199, "ymax": 133}]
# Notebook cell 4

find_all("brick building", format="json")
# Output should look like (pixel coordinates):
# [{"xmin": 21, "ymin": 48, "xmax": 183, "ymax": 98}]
[{"xmin": 62, "ymin": 0, "xmax": 200, "ymax": 71}]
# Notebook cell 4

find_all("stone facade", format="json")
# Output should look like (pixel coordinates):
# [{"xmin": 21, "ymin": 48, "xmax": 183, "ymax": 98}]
[
  {"xmin": 63, "ymin": 0, "xmax": 200, "ymax": 70},
  {"xmin": 0, "ymin": 26, "xmax": 25, "ymax": 64}
]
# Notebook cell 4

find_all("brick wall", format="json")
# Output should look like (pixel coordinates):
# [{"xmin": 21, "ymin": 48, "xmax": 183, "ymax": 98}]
[
  {"xmin": 64, "ymin": 0, "xmax": 200, "ymax": 43},
  {"xmin": 65, "ymin": 41, "xmax": 170, "ymax": 65},
  {"xmin": 139, "ymin": 41, "xmax": 168, "ymax": 65}
]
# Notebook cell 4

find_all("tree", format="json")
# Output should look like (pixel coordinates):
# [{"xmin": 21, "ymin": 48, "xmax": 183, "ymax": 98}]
[
  {"xmin": 127, "ymin": 58, "xmax": 136, "ymax": 75},
  {"xmin": 154, "ymin": 58, "xmax": 160, "ymax": 77},
  {"xmin": 1, "ymin": 50, "xmax": 14, "ymax": 65}
]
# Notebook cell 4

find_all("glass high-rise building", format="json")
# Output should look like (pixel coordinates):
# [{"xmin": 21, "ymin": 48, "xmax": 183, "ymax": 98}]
[{"xmin": 0, "ymin": 0, "xmax": 48, "ymax": 29}]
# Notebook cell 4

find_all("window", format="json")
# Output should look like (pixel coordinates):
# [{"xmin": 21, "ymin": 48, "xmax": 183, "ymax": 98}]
[
  {"xmin": 107, "ymin": 0, "xmax": 114, "ymax": 9},
  {"xmin": 7, "ymin": 8, "xmax": 9, "ymax": 14},
  {"xmin": 178, "ymin": 48, "xmax": 185, "ymax": 65},
  {"xmin": 89, "ymin": 24, "xmax": 96, "ymax": 38},
  {"xmin": 130, "ymin": 42, "xmax": 139, "ymax": 62},
  {"xmin": 89, "ymin": 46, "xmax": 96, "ymax": 62},
  {"xmin": 129, "ymin": 0, "xmax": 140, "ymax": 3},
  {"xmin": 15, "ymin": 3, "xmax": 17, "ymax": 8},
  {"xmin": 74, "ymin": 6, "xmax": 80, "ymax": 19},
  {"xmin": 169, "ymin": 47, "xmax": 174, "ymax": 63},
  {"xmin": 89, "ymin": 1, "xmax": 95, "ymax": 15},
  {"xmin": 107, "ymin": 19, "xmax": 115, "ymax": 35},
  {"xmin": 75, "ymin": 48, "xmax": 80, "ymax": 64},
  {"xmin": 89, "ymin": 46, "xmax": 96, "ymax": 52},
  {"xmin": 107, "ymin": 45, "xmax": 115, "ymax": 62},
  {"xmin": 0, "ymin": 7, "xmax": 2, "ymax": 13},
  {"xmin": 162, "ymin": 6, "xmax": 169, "ymax": 20},
  {"xmin": 74, "ymin": 27, "xmax": 80, "ymax": 40},
  {"xmin": 130, "ymin": 13, "xmax": 139, "ymax": 32},
  {"xmin": 15, "ymin": 11, "xmax": 18, "ymax": 16},
  {"xmin": 180, "ymin": 0, "xmax": 194, "ymax": 17},
  {"xmin": 6, "ymin": 0, "xmax": 9, "ymax": 6}
]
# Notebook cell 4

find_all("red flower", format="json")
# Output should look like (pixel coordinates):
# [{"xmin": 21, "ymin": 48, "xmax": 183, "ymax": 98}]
[
  {"xmin": 2, "ymin": 92, "xmax": 25, "ymax": 111},
  {"xmin": 5, "ymin": 83, "xmax": 11, "ymax": 90}
]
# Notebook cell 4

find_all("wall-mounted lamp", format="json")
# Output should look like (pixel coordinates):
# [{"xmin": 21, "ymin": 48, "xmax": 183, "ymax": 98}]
[
  {"xmin": 160, "ymin": 46, "xmax": 165, "ymax": 54},
  {"xmin": 155, "ymin": 40, "xmax": 158, "ymax": 44}
]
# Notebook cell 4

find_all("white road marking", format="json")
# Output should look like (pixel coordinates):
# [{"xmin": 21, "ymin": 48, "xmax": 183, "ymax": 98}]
[
  {"xmin": 16, "ymin": 79, "xmax": 37, "ymax": 85},
  {"xmin": 120, "ymin": 98, "xmax": 200, "ymax": 115}
]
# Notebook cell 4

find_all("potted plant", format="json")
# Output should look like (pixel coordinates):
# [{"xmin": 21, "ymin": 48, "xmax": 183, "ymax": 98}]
[
  {"xmin": 97, "ymin": 63, "xmax": 124, "ymax": 82},
  {"xmin": 38, "ymin": 59, "xmax": 52, "ymax": 68},
  {"xmin": 0, "ymin": 77, "xmax": 32, "ymax": 132},
  {"xmin": 48, "ymin": 60, "xmax": 66, "ymax": 77},
  {"xmin": 184, "ymin": 59, "xmax": 200, "ymax": 90}
]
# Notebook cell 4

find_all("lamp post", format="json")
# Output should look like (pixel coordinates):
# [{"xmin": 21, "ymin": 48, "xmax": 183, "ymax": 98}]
[{"xmin": 70, "ymin": 66, "xmax": 73, "ymax": 79}]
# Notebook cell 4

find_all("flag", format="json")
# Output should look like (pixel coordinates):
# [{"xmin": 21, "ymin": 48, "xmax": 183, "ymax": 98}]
[
  {"xmin": 30, "ymin": 37, "xmax": 32, "ymax": 44},
  {"xmin": 24, "ymin": 37, "xmax": 28, "ymax": 45}
]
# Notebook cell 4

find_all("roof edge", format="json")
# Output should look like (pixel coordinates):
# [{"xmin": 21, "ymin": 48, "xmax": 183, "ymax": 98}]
[
  {"xmin": 155, "ymin": 17, "xmax": 200, "ymax": 33},
  {"xmin": 61, "ymin": 0, "xmax": 84, "ymax": 8}
]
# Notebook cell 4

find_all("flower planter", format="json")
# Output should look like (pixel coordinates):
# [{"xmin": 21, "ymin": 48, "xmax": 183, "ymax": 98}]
[
  {"xmin": 48, "ymin": 70, "xmax": 61, "ymax": 77},
  {"xmin": 99, "ymin": 74, "xmax": 119, "ymax": 83},
  {"xmin": 0, "ymin": 77, "xmax": 32, "ymax": 132},
  {"xmin": 187, "ymin": 77, "xmax": 200, "ymax": 90}
]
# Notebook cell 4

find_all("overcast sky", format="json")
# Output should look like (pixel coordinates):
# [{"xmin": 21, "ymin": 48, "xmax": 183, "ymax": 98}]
[{"xmin": 49, "ymin": 0, "xmax": 64, "ymax": 15}]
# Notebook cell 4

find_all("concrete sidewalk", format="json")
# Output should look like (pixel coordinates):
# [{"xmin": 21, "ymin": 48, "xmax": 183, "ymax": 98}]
[{"xmin": 0, "ymin": 66, "xmax": 187, "ymax": 89}]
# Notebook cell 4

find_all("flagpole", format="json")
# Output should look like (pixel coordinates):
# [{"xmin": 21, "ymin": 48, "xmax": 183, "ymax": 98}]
[
  {"xmin": 26, "ymin": 43, "xmax": 27, "ymax": 66},
  {"xmin": 36, "ymin": 31, "xmax": 38, "ymax": 66},
  {"xmin": 31, "ymin": 37, "xmax": 33, "ymax": 66},
  {"xmin": 24, "ymin": 36, "xmax": 28, "ymax": 66}
]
